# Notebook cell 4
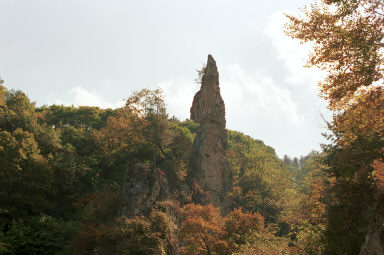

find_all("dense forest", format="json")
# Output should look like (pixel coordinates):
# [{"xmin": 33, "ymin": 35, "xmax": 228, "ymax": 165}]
[
  {"xmin": 1, "ymin": 0, "xmax": 384, "ymax": 254},
  {"xmin": 0, "ymin": 77, "xmax": 326, "ymax": 254}
]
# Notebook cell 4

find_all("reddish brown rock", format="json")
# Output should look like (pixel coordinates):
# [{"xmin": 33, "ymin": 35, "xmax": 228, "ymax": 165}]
[{"xmin": 190, "ymin": 55, "xmax": 232, "ymax": 213}]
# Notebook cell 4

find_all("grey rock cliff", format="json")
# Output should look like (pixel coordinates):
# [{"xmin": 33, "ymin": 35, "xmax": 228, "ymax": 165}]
[
  {"xmin": 190, "ymin": 55, "xmax": 232, "ymax": 213},
  {"xmin": 120, "ymin": 163, "xmax": 170, "ymax": 217}
]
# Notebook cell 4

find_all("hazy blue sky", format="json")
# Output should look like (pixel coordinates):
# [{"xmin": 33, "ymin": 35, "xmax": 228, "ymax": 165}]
[{"xmin": 0, "ymin": 0, "xmax": 330, "ymax": 158}]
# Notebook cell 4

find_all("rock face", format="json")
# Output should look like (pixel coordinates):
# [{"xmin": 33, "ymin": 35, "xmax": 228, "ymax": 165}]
[
  {"xmin": 190, "ymin": 55, "xmax": 232, "ymax": 213},
  {"xmin": 359, "ymin": 228, "xmax": 384, "ymax": 255},
  {"xmin": 120, "ymin": 163, "xmax": 170, "ymax": 217},
  {"xmin": 120, "ymin": 55, "xmax": 232, "ymax": 215},
  {"xmin": 119, "ymin": 164, "xmax": 178, "ymax": 255}
]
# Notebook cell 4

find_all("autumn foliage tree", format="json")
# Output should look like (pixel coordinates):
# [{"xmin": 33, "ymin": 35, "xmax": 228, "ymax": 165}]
[
  {"xmin": 179, "ymin": 204, "xmax": 225, "ymax": 255},
  {"xmin": 286, "ymin": 0, "xmax": 384, "ymax": 253},
  {"xmin": 222, "ymin": 209, "xmax": 265, "ymax": 253},
  {"xmin": 179, "ymin": 204, "xmax": 292, "ymax": 255},
  {"xmin": 286, "ymin": 0, "xmax": 384, "ymax": 146}
]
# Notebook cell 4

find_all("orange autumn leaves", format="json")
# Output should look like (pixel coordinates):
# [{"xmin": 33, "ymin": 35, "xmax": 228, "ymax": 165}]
[
  {"xmin": 285, "ymin": 0, "xmax": 383, "ymax": 112},
  {"xmin": 179, "ymin": 204, "xmax": 225, "ymax": 255},
  {"xmin": 372, "ymin": 158, "xmax": 384, "ymax": 194},
  {"xmin": 285, "ymin": 0, "xmax": 384, "ymax": 149},
  {"xmin": 333, "ymin": 87, "xmax": 384, "ymax": 147},
  {"xmin": 179, "ymin": 204, "xmax": 269, "ymax": 255},
  {"xmin": 286, "ymin": 5, "xmax": 384, "ymax": 246}
]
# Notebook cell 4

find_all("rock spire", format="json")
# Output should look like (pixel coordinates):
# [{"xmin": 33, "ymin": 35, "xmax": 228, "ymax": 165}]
[{"xmin": 190, "ymin": 55, "xmax": 232, "ymax": 213}]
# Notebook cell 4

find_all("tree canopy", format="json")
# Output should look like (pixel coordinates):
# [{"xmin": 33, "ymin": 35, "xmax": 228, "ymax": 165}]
[{"xmin": 287, "ymin": 0, "xmax": 384, "ymax": 253}]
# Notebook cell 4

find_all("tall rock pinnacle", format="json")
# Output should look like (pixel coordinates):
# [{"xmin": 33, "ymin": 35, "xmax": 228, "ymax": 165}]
[{"xmin": 190, "ymin": 55, "xmax": 232, "ymax": 213}]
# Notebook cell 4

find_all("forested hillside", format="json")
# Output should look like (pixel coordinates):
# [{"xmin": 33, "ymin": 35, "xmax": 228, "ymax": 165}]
[
  {"xmin": 1, "ymin": 0, "xmax": 383, "ymax": 254},
  {"xmin": 0, "ymin": 79, "xmax": 326, "ymax": 254}
]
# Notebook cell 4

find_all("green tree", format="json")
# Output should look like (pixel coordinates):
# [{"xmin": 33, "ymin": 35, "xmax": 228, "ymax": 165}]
[
  {"xmin": 0, "ymin": 129, "xmax": 53, "ymax": 219},
  {"xmin": 227, "ymin": 130, "xmax": 295, "ymax": 227}
]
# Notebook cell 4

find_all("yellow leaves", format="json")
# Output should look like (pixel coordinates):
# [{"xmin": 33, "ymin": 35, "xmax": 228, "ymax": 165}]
[
  {"xmin": 286, "ymin": 0, "xmax": 384, "ymax": 116},
  {"xmin": 334, "ymin": 86, "xmax": 384, "ymax": 147},
  {"xmin": 371, "ymin": 157, "xmax": 384, "ymax": 194},
  {"xmin": 101, "ymin": 108, "xmax": 147, "ymax": 157}
]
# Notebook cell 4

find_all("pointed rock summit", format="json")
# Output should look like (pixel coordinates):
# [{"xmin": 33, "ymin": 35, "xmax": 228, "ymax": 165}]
[
  {"xmin": 190, "ymin": 55, "xmax": 232, "ymax": 213},
  {"xmin": 191, "ymin": 55, "xmax": 225, "ymax": 128}
]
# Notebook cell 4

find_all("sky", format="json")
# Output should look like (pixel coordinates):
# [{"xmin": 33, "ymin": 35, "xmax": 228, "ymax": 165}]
[{"xmin": 0, "ymin": 0, "xmax": 331, "ymax": 158}]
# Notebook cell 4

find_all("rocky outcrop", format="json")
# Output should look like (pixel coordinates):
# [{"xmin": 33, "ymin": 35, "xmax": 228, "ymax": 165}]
[
  {"xmin": 119, "ymin": 55, "xmax": 232, "ymax": 215},
  {"xmin": 190, "ymin": 55, "xmax": 232, "ymax": 213},
  {"xmin": 119, "ymin": 164, "xmax": 179, "ymax": 255},
  {"xmin": 120, "ymin": 163, "xmax": 170, "ymax": 217},
  {"xmin": 359, "ymin": 227, "xmax": 384, "ymax": 255}
]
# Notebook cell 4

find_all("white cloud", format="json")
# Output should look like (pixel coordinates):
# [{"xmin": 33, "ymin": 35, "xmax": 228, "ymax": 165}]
[
  {"xmin": 56, "ymin": 86, "xmax": 125, "ymax": 108},
  {"xmin": 156, "ymin": 79, "xmax": 198, "ymax": 120},
  {"xmin": 221, "ymin": 63, "xmax": 302, "ymax": 124},
  {"xmin": 156, "ymin": 63, "xmax": 306, "ymax": 157},
  {"xmin": 157, "ymin": 63, "xmax": 302, "ymax": 125},
  {"xmin": 263, "ymin": 11, "xmax": 325, "ymax": 86}
]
